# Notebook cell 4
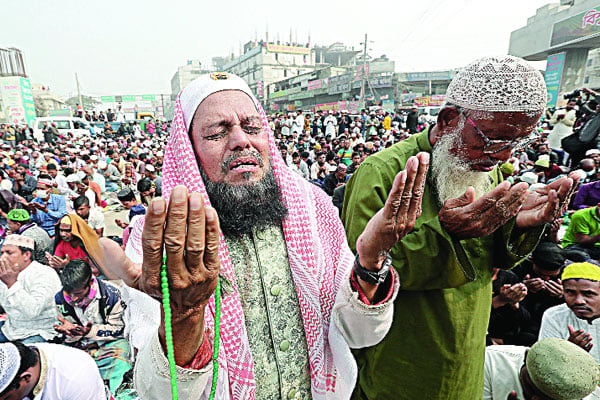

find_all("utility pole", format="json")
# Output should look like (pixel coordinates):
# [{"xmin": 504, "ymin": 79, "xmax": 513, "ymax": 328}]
[
  {"xmin": 75, "ymin": 73, "xmax": 83, "ymax": 109},
  {"xmin": 359, "ymin": 33, "xmax": 368, "ymax": 109}
]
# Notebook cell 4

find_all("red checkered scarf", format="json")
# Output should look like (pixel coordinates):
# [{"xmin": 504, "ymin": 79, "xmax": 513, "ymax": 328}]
[{"xmin": 128, "ymin": 93, "xmax": 353, "ymax": 398}]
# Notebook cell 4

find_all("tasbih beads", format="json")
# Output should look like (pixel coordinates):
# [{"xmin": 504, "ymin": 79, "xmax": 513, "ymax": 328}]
[
  {"xmin": 161, "ymin": 256, "xmax": 179, "ymax": 400},
  {"xmin": 161, "ymin": 255, "xmax": 221, "ymax": 400}
]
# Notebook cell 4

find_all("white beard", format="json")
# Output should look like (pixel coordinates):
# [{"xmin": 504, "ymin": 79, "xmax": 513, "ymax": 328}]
[{"xmin": 430, "ymin": 128, "xmax": 492, "ymax": 206}]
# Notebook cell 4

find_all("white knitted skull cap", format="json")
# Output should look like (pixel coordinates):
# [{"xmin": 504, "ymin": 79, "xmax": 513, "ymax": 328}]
[
  {"xmin": 0, "ymin": 343, "xmax": 20, "ymax": 392},
  {"xmin": 180, "ymin": 72, "xmax": 257, "ymax": 132},
  {"xmin": 445, "ymin": 55, "xmax": 548, "ymax": 113}
]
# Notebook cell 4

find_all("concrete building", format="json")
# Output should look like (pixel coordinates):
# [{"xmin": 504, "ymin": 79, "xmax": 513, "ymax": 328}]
[
  {"xmin": 0, "ymin": 47, "xmax": 36, "ymax": 126},
  {"xmin": 509, "ymin": 0, "xmax": 600, "ymax": 103},
  {"xmin": 31, "ymin": 84, "xmax": 66, "ymax": 117},
  {"xmin": 170, "ymin": 59, "xmax": 211, "ymax": 101},
  {"xmin": 221, "ymin": 40, "xmax": 316, "ymax": 104}
]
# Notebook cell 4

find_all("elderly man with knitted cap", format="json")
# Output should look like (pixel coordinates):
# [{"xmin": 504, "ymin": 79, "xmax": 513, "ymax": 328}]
[
  {"xmin": 483, "ymin": 337, "xmax": 599, "ymax": 400},
  {"xmin": 0, "ymin": 341, "xmax": 106, "ymax": 399},
  {"xmin": 98, "ymin": 71, "xmax": 430, "ymax": 399},
  {"xmin": 539, "ymin": 262, "xmax": 600, "ymax": 363},
  {"xmin": 0, "ymin": 235, "xmax": 61, "ymax": 344},
  {"xmin": 343, "ymin": 55, "xmax": 579, "ymax": 399}
]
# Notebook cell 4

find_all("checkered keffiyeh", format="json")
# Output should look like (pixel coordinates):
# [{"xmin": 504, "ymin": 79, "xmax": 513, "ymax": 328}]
[{"xmin": 128, "ymin": 84, "xmax": 354, "ymax": 398}]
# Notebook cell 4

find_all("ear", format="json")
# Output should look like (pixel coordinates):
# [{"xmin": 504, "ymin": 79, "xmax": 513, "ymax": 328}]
[
  {"xmin": 437, "ymin": 106, "xmax": 461, "ymax": 129},
  {"xmin": 21, "ymin": 371, "xmax": 32, "ymax": 384}
]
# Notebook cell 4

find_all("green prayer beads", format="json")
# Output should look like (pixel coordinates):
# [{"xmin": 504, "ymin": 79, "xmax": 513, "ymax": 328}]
[{"xmin": 161, "ymin": 256, "xmax": 221, "ymax": 400}]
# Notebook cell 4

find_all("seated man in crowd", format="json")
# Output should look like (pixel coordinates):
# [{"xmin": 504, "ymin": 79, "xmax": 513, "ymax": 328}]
[
  {"xmin": 46, "ymin": 163, "xmax": 70, "ymax": 196},
  {"xmin": 562, "ymin": 204, "xmax": 600, "ymax": 259},
  {"xmin": 487, "ymin": 269, "xmax": 529, "ymax": 346},
  {"xmin": 539, "ymin": 262, "xmax": 600, "ymax": 363},
  {"xmin": 0, "ymin": 235, "xmax": 61, "ymax": 344},
  {"xmin": 54, "ymin": 259, "xmax": 131, "ymax": 393},
  {"xmin": 0, "ymin": 341, "xmax": 107, "ymax": 400},
  {"xmin": 143, "ymin": 164, "xmax": 161, "ymax": 196},
  {"xmin": 483, "ymin": 338, "xmax": 599, "ymax": 400},
  {"xmin": 572, "ymin": 178, "xmax": 600, "ymax": 210},
  {"xmin": 511, "ymin": 242, "xmax": 578, "ymax": 345},
  {"xmin": 23, "ymin": 175, "xmax": 67, "ymax": 238},
  {"xmin": 114, "ymin": 188, "xmax": 145, "ymax": 249},
  {"xmin": 46, "ymin": 215, "xmax": 109, "ymax": 278},
  {"xmin": 323, "ymin": 162, "xmax": 347, "ymax": 196},
  {"xmin": 6, "ymin": 209, "xmax": 52, "ymax": 264},
  {"xmin": 73, "ymin": 196, "xmax": 105, "ymax": 237}
]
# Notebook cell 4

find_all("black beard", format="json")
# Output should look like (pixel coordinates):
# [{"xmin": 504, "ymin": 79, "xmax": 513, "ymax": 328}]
[{"xmin": 198, "ymin": 165, "xmax": 288, "ymax": 237}]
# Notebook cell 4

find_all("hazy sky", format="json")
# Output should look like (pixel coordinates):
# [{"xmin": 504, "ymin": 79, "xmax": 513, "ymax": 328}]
[{"xmin": 1, "ymin": 0, "xmax": 553, "ymax": 98}]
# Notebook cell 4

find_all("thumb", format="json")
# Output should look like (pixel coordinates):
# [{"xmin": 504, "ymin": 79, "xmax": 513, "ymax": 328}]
[
  {"xmin": 65, "ymin": 254, "xmax": 70, "ymax": 262},
  {"xmin": 568, "ymin": 324, "xmax": 575, "ymax": 335},
  {"xmin": 525, "ymin": 274, "xmax": 530, "ymax": 280},
  {"xmin": 443, "ymin": 187, "xmax": 476, "ymax": 210},
  {"xmin": 57, "ymin": 315, "xmax": 67, "ymax": 323}
]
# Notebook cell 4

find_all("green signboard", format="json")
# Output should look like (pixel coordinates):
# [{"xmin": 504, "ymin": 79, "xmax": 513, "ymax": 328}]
[
  {"xmin": 19, "ymin": 78, "xmax": 36, "ymax": 126},
  {"xmin": 142, "ymin": 94, "xmax": 156, "ymax": 101},
  {"xmin": 551, "ymin": 6, "xmax": 600, "ymax": 47},
  {"xmin": 101, "ymin": 96, "xmax": 116, "ymax": 103},
  {"xmin": 545, "ymin": 52, "xmax": 566, "ymax": 108}
]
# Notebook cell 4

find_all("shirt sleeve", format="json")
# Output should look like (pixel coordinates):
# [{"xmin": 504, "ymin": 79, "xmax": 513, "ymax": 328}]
[
  {"xmin": 538, "ymin": 308, "xmax": 569, "ymax": 341},
  {"xmin": 573, "ymin": 185, "xmax": 589, "ymax": 210},
  {"xmin": 3, "ymin": 268, "xmax": 60, "ymax": 321}
]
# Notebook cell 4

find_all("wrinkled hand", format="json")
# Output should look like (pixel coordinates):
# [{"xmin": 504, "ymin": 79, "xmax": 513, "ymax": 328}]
[
  {"xmin": 356, "ymin": 152, "xmax": 429, "ymax": 268},
  {"xmin": 523, "ymin": 274, "xmax": 545, "ymax": 293},
  {"xmin": 544, "ymin": 279, "xmax": 563, "ymax": 298},
  {"xmin": 516, "ymin": 174, "xmax": 577, "ymax": 229},
  {"xmin": 439, "ymin": 181, "xmax": 529, "ymax": 239},
  {"xmin": 99, "ymin": 185, "xmax": 221, "ymax": 318},
  {"xmin": 498, "ymin": 283, "xmax": 527, "ymax": 305},
  {"xmin": 568, "ymin": 324, "xmax": 593, "ymax": 352},
  {"xmin": 0, "ymin": 257, "xmax": 19, "ymax": 287}
]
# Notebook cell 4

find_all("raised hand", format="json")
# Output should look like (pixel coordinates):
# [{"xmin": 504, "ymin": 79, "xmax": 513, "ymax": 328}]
[
  {"xmin": 523, "ymin": 274, "xmax": 545, "ymax": 293},
  {"xmin": 356, "ymin": 152, "xmax": 429, "ymax": 269},
  {"xmin": 439, "ymin": 181, "xmax": 529, "ymax": 239},
  {"xmin": 516, "ymin": 173, "xmax": 578, "ymax": 229},
  {"xmin": 0, "ymin": 257, "xmax": 19, "ymax": 287},
  {"xmin": 568, "ymin": 324, "xmax": 593, "ymax": 352},
  {"xmin": 99, "ymin": 185, "xmax": 221, "ymax": 365}
]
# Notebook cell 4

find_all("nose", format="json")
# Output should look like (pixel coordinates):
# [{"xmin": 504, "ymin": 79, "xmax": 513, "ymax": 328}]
[
  {"xmin": 228, "ymin": 125, "xmax": 251, "ymax": 151},
  {"xmin": 573, "ymin": 293, "xmax": 586, "ymax": 305}
]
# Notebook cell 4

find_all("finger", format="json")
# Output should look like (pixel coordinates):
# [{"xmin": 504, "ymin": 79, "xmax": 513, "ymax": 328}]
[
  {"xmin": 443, "ymin": 186, "xmax": 477, "ymax": 210},
  {"xmin": 57, "ymin": 315, "xmax": 67, "ymax": 323},
  {"xmin": 164, "ymin": 186, "xmax": 190, "ymax": 285},
  {"xmin": 406, "ymin": 152, "xmax": 430, "ymax": 226},
  {"xmin": 481, "ymin": 183, "xmax": 528, "ymax": 224},
  {"xmin": 459, "ymin": 181, "xmax": 512, "ymax": 217},
  {"xmin": 203, "ymin": 206, "xmax": 221, "ymax": 274},
  {"xmin": 568, "ymin": 324, "xmax": 575, "ymax": 335},
  {"xmin": 540, "ymin": 189, "xmax": 560, "ymax": 222},
  {"xmin": 382, "ymin": 170, "xmax": 407, "ymax": 223},
  {"xmin": 185, "ymin": 193, "xmax": 206, "ymax": 276},
  {"xmin": 139, "ymin": 196, "xmax": 167, "ymax": 291}
]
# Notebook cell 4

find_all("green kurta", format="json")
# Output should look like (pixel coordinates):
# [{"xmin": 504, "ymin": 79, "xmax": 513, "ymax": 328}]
[{"xmin": 342, "ymin": 129, "xmax": 543, "ymax": 400}]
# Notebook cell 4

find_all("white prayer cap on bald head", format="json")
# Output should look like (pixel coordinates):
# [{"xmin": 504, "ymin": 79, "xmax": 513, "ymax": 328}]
[
  {"xmin": 445, "ymin": 55, "xmax": 547, "ymax": 113},
  {"xmin": 180, "ymin": 72, "xmax": 257, "ymax": 132},
  {"xmin": 0, "ymin": 343, "xmax": 20, "ymax": 392}
]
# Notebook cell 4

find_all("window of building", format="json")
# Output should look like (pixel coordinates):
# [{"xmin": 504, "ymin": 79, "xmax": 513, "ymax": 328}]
[
  {"xmin": 284, "ymin": 69, "xmax": 287, "ymax": 78},
  {"xmin": 588, "ymin": 59, "xmax": 593, "ymax": 67},
  {"xmin": 585, "ymin": 76, "xmax": 590, "ymax": 84},
  {"xmin": 275, "ymin": 53, "xmax": 279, "ymax": 61}
]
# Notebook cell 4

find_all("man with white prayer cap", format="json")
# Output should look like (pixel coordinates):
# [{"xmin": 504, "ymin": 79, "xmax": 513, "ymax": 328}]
[
  {"xmin": 0, "ymin": 341, "xmax": 107, "ymax": 399},
  {"xmin": 98, "ymin": 71, "xmax": 430, "ymax": 399},
  {"xmin": 483, "ymin": 338, "xmax": 600, "ymax": 400},
  {"xmin": 0, "ymin": 235, "xmax": 61, "ymax": 344},
  {"xmin": 343, "ymin": 55, "xmax": 579, "ymax": 399}
]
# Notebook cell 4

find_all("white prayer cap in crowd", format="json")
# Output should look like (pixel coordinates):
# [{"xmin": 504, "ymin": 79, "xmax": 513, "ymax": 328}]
[
  {"xmin": 180, "ymin": 72, "xmax": 257, "ymax": 131},
  {"xmin": 586, "ymin": 149, "xmax": 600, "ymax": 156},
  {"xmin": 4, "ymin": 234, "xmax": 35, "ymax": 250},
  {"xmin": 156, "ymin": 151, "xmax": 164, "ymax": 157},
  {"xmin": 445, "ymin": 55, "xmax": 547, "ymax": 113},
  {"xmin": 98, "ymin": 161, "xmax": 108, "ymax": 169},
  {"xmin": 66, "ymin": 174, "xmax": 81, "ymax": 183},
  {"xmin": 521, "ymin": 172, "xmax": 539, "ymax": 185},
  {"xmin": 145, "ymin": 164, "xmax": 156, "ymax": 172},
  {"xmin": 90, "ymin": 155, "xmax": 98, "ymax": 161},
  {"xmin": 0, "ymin": 343, "xmax": 20, "ymax": 392}
]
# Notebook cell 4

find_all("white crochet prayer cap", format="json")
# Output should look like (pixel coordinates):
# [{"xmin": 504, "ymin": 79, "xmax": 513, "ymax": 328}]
[
  {"xmin": 0, "ymin": 343, "xmax": 20, "ymax": 392},
  {"xmin": 445, "ymin": 55, "xmax": 548, "ymax": 113},
  {"xmin": 180, "ymin": 72, "xmax": 257, "ymax": 131},
  {"xmin": 4, "ymin": 234, "xmax": 35, "ymax": 250}
]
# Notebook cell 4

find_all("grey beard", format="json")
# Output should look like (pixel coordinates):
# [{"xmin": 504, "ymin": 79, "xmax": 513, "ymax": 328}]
[
  {"xmin": 198, "ymin": 164, "xmax": 288, "ymax": 237},
  {"xmin": 430, "ymin": 127, "xmax": 492, "ymax": 207}
]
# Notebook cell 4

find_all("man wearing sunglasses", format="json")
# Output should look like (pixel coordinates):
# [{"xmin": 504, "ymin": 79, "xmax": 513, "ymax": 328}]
[{"xmin": 343, "ymin": 56, "xmax": 579, "ymax": 400}]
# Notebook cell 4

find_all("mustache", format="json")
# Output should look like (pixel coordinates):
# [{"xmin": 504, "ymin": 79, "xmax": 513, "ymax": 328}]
[{"xmin": 221, "ymin": 150, "xmax": 264, "ymax": 172}]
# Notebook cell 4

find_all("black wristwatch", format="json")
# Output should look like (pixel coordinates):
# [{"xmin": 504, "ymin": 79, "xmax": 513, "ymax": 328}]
[{"xmin": 353, "ymin": 251, "xmax": 392, "ymax": 285}]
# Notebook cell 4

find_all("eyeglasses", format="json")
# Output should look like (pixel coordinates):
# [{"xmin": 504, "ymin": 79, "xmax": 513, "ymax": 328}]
[{"xmin": 460, "ymin": 109, "xmax": 538, "ymax": 154}]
